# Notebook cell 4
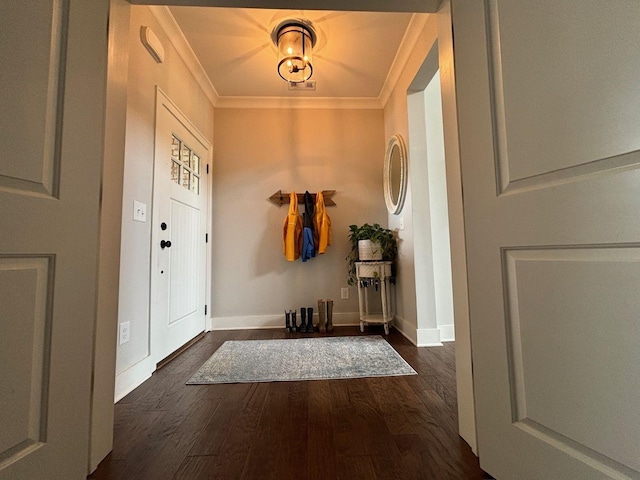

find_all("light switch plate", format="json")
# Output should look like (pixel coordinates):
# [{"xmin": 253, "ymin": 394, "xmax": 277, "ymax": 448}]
[
  {"xmin": 341, "ymin": 287, "xmax": 349, "ymax": 300},
  {"xmin": 133, "ymin": 200, "xmax": 147, "ymax": 222}
]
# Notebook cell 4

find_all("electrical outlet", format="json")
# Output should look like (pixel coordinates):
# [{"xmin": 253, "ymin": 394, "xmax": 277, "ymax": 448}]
[
  {"xmin": 341, "ymin": 287, "xmax": 349, "ymax": 300},
  {"xmin": 119, "ymin": 321, "xmax": 130, "ymax": 345},
  {"xmin": 133, "ymin": 200, "xmax": 147, "ymax": 223}
]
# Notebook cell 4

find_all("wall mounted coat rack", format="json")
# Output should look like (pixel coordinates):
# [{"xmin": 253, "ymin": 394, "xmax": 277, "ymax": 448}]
[{"xmin": 268, "ymin": 190, "xmax": 336, "ymax": 207}]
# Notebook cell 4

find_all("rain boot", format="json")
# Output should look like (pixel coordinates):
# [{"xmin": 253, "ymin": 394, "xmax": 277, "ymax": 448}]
[
  {"xmin": 285, "ymin": 310, "xmax": 291, "ymax": 333},
  {"xmin": 307, "ymin": 307, "xmax": 314, "ymax": 332},
  {"xmin": 291, "ymin": 310, "xmax": 297, "ymax": 333},
  {"xmin": 317, "ymin": 299, "xmax": 326, "ymax": 333},
  {"xmin": 300, "ymin": 307, "xmax": 307, "ymax": 333},
  {"xmin": 326, "ymin": 299, "xmax": 334, "ymax": 333}
]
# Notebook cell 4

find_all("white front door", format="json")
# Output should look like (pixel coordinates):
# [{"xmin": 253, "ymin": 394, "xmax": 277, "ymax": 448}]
[
  {"xmin": 0, "ymin": 1, "xmax": 109, "ymax": 478},
  {"xmin": 452, "ymin": 0, "xmax": 640, "ymax": 478},
  {"xmin": 150, "ymin": 90, "xmax": 209, "ymax": 365}
]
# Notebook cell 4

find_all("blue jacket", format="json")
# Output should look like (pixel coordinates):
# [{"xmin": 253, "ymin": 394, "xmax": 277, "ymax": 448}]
[{"xmin": 301, "ymin": 226, "xmax": 315, "ymax": 262}]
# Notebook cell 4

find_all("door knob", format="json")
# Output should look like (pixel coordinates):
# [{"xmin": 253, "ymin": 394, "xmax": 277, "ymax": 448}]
[{"xmin": 160, "ymin": 240, "xmax": 172, "ymax": 249}]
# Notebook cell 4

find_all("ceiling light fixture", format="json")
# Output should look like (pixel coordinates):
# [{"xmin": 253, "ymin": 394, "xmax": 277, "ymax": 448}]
[{"xmin": 272, "ymin": 19, "xmax": 317, "ymax": 84}]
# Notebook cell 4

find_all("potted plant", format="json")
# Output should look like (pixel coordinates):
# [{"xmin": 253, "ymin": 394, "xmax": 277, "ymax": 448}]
[{"xmin": 346, "ymin": 223, "xmax": 398, "ymax": 285}]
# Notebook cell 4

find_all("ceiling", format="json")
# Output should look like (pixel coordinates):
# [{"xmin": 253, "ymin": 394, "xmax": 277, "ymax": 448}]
[{"xmin": 164, "ymin": 6, "xmax": 423, "ymax": 105}]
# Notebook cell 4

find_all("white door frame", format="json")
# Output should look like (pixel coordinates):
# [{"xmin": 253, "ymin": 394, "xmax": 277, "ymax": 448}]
[
  {"xmin": 93, "ymin": 0, "xmax": 472, "ymax": 473},
  {"xmin": 405, "ymin": 6, "xmax": 476, "ymax": 450}
]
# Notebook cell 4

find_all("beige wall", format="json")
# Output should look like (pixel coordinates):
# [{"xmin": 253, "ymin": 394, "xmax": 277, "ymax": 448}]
[
  {"xmin": 115, "ymin": 5, "xmax": 214, "ymax": 396},
  {"xmin": 211, "ymin": 108, "xmax": 386, "ymax": 327},
  {"xmin": 383, "ymin": 14, "xmax": 438, "ymax": 341}
]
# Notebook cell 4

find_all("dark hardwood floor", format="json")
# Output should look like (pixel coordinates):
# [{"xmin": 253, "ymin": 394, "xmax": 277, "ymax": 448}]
[{"xmin": 89, "ymin": 327, "xmax": 489, "ymax": 480}]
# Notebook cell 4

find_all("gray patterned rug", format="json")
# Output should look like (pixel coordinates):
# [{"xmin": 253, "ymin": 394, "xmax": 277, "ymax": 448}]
[{"xmin": 187, "ymin": 336, "xmax": 416, "ymax": 384}]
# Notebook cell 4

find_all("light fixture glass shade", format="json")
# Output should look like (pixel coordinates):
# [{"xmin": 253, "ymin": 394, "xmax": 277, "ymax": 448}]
[{"xmin": 276, "ymin": 22, "xmax": 315, "ymax": 83}]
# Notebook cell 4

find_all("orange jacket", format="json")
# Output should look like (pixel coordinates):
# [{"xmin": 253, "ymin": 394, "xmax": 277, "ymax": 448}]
[
  {"xmin": 283, "ymin": 191, "xmax": 303, "ymax": 261},
  {"xmin": 313, "ymin": 191, "xmax": 331, "ymax": 254}
]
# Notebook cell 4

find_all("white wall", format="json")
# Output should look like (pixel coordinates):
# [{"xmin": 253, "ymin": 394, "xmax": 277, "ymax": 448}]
[
  {"xmin": 424, "ymin": 71, "xmax": 455, "ymax": 341},
  {"xmin": 383, "ymin": 14, "xmax": 438, "ymax": 343},
  {"xmin": 211, "ymin": 108, "xmax": 386, "ymax": 328},
  {"xmin": 407, "ymin": 89, "xmax": 439, "ymax": 345},
  {"xmin": 437, "ymin": 0, "xmax": 476, "ymax": 452},
  {"xmin": 91, "ymin": 0, "xmax": 130, "ymax": 470},
  {"xmin": 383, "ymin": 5, "xmax": 477, "ymax": 451},
  {"xmin": 407, "ymin": 69, "xmax": 455, "ymax": 345},
  {"xmin": 115, "ymin": 6, "xmax": 214, "ymax": 400}
]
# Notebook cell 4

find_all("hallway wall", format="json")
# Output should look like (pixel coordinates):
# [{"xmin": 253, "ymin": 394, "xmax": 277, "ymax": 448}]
[
  {"xmin": 383, "ymin": 14, "xmax": 439, "ymax": 344},
  {"xmin": 115, "ymin": 6, "xmax": 214, "ymax": 398},
  {"xmin": 211, "ymin": 107, "xmax": 386, "ymax": 328}
]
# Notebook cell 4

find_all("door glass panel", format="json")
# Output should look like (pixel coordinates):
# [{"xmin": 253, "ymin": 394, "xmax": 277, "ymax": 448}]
[
  {"xmin": 192, "ymin": 153, "xmax": 200, "ymax": 175},
  {"xmin": 171, "ymin": 161, "xmax": 180, "ymax": 183},
  {"xmin": 170, "ymin": 134, "xmax": 201, "ymax": 195},
  {"xmin": 181, "ymin": 143, "xmax": 191, "ymax": 169},
  {"xmin": 171, "ymin": 136, "xmax": 180, "ymax": 160},
  {"xmin": 182, "ymin": 167, "xmax": 190, "ymax": 189}
]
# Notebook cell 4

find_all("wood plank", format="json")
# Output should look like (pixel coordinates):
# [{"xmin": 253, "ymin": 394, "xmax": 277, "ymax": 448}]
[
  {"xmin": 336, "ymin": 455, "xmax": 378, "ymax": 480},
  {"xmin": 173, "ymin": 455, "xmax": 220, "ymax": 480},
  {"xmin": 306, "ymin": 380, "xmax": 337, "ymax": 480},
  {"xmin": 90, "ymin": 329, "xmax": 487, "ymax": 480}
]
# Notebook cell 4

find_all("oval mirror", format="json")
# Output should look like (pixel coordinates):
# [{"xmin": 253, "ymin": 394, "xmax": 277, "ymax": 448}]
[{"xmin": 383, "ymin": 134, "xmax": 407, "ymax": 215}]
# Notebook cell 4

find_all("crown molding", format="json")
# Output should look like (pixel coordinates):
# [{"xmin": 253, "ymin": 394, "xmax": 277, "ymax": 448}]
[
  {"xmin": 149, "ymin": 6, "xmax": 428, "ymax": 110},
  {"xmin": 147, "ymin": 6, "xmax": 220, "ymax": 107},
  {"xmin": 378, "ymin": 13, "xmax": 430, "ymax": 107},
  {"xmin": 215, "ymin": 95, "xmax": 382, "ymax": 109}
]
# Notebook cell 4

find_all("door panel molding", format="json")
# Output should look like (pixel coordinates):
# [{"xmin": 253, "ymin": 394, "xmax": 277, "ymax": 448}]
[
  {"xmin": 168, "ymin": 199, "xmax": 200, "ymax": 325},
  {"xmin": 502, "ymin": 246, "xmax": 640, "ymax": 476},
  {"xmin": 0, "ymin": 255, "xmax": 54, "ymax": 470},
  {"xmin": 486, "ymin": 0, "xmax": 640, "ymax": 196},
  {"xmin": 0, "ymin": 0, "xmax": 68, "ymax": 198}
]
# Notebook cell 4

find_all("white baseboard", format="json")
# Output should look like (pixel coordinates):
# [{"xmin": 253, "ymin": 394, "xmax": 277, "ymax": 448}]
[
  {"xmin": 209, "ymin": 312, "xmax": 361, "ymax": 331},
  {"xmin": 416, "ymin": 327, "xmax": 443, "ymax": 347},
  {"xmin": 393, "ymin": 315, "xmax": 418, "ymax": 345},
  {"xmin": 377, "ymin": 315, "xmax": 450, "ymax": 347},
  {"xmin": 439, "ymin": 324, "xmax": 455, "ymax": 342},
  {"xmin": 114, "ymin": 355, "xmax": 154, "ymax": 402}
]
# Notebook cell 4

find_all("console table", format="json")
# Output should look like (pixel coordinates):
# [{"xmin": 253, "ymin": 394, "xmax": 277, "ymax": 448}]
[{"xmin": 355, "ymin": 261, "xmax": 394, "ymax": 335}]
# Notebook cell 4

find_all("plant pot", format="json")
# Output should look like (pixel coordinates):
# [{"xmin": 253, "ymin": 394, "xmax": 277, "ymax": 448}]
[{"xmin": 358, "ymin": 239, "xmax": 383, "ymax": 261}]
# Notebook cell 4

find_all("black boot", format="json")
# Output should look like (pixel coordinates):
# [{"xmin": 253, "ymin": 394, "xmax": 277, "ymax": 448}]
[
  {"xmin": 300, "ymin": 307, "xmax": 307, "ymax": 333},
  {"xmin": 291, "ymin": 310, "xmax": 297, "ymax": 333},
  {"xmin": 306, "ymin": 307, "xmax": 314, "ymax": 332},
  {"xmin": 285, "ymin": 310, "xmax": 291, "ymax": 332}
]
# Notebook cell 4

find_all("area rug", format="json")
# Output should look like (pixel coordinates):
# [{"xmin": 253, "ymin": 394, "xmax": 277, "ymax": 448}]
[{"xmin": 187, "ymin": 336, "xmax": 416, "ymax": 384}]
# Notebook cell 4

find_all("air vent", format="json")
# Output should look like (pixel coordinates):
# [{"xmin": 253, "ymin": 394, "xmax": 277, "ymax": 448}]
[{"xmin": 288, "ymin": 80, "xmax": 316, "ymax": 91}]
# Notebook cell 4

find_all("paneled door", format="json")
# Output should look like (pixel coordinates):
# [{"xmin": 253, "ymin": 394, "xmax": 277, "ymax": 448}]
[
  {"xmin": 150, "ymin": 89, "xmax": 209, "ymax": 365},
  {"xmin": 0, "ymin": 1, "xmax": 109, "ymax": 478},
  {"xmin": 452, "ymin": 1, "xmax": 640, "ymax": 478}
]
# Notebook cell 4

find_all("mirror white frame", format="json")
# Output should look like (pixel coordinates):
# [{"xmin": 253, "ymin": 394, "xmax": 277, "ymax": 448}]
[{"xmin": 383, "ymin": 134, "xmax": 408, "ymax": 215}]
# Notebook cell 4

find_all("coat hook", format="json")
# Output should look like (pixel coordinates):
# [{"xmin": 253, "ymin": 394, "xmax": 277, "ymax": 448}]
[{"xmin": 268, "ymin": 190, "xmax": 337, "ymax": 207}]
